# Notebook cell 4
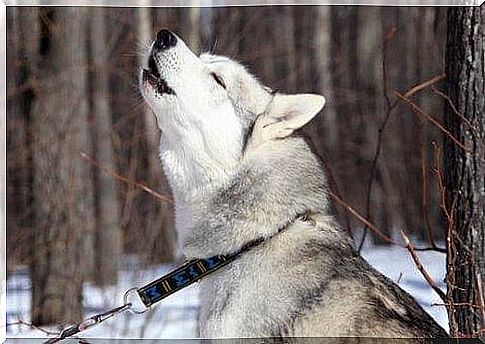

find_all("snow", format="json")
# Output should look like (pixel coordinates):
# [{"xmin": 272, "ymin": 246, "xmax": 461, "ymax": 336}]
[
  {"xmin": 6, "ymin": 244, "xmax": 448, "ymax": 340},
  {"xmin": 6, "ymin": 256, "xmax": 199, "ymax": 340},
  {"xmin": 361, "ymin": 244, "xmax": 448, "ymax": 332}
]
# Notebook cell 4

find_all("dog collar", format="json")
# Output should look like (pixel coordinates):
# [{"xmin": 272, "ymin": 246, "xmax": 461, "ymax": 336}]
[
  {"xmin": 44, "ymin": 214, "xmax": 311, "ymax": 343},
  {"xmin": 137, "ymin": 214, "xmax": 307, "ymax": 308},
  {"xmin": 138, "ymin": 254, "xmax": 235, "ymax": 307}
]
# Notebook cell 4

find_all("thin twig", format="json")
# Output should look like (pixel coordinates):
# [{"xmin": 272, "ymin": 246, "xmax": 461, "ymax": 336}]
[
  {"xmin": 475, "ymin": 272, "xmax": 485, "ymax": 330},
  {"xmin": 358, "ymin": 73, "xmax": 445, "ymax": 252},
  {"xmin": 79, "ymin": 151, "xmax": 173, "ymax": 204},
  {"xmin": 433, "ymin": 142, "xmax": 459, "ymax": 335},
  {"xmin": 320, "ymin": 155, "xmax": 353, "ymax": 239},
  {"xmin": 420, "ymin": 144, "xmax": 442, "ymax": 251},
  {"xmin": 431, "ymin": 86, "xmax": 476, "ymax": 132},
  {"xmin": 421, "ymin": 145, "xmax": 433, "ymax": 244},
  {"xmin": 402, "ymin": 74, "xmax": 445, "ymax": 99},
  {"xmin": 358, "ymin": 27, "xmax": 396, "ymax": 252},
  {"xmin": 431, "ymin": 302, "xmax": 485, "ymax": 309},
  {"xmin": 400, "ymin": 230, "xmax": 446, "ymax": 301},
  {"xmin": 432, "ymin": 143, "xmax": 455, "ymax": 225},
  {"xmin": 6, "ymin": 317, "xmax": 60, "ymax": 336},
  {"xmin": 330, "ymin": 191, "xmax": 399, "ymax": 246},
  {"xmin": 329, "ymin": 191, "xmax": 444, "ymax": 252},
  {"xmin": 395, "ymin": 92, "xmax": 470, "ymax": 152}
]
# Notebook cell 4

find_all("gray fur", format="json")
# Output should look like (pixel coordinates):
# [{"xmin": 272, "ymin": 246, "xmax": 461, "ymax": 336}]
[
  {"xmin": 191, "ymin": 138, "xmax": 447, "ymax": 338},
  {"xmin": 139, "ymin": 31, "xmax": 448, "ymax": 339}
]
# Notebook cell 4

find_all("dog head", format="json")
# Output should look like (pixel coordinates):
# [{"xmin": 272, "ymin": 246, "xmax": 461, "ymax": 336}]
[{"xmin": 140, "ymin": 29, "xmax": 326, "ymax": 199}]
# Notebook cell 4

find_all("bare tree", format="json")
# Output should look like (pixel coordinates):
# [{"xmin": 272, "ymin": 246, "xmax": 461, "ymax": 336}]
[
  {"xmin": 5, "ymin": 8, "xmax": 473, "ymax": 331},
  {"xmin": 444, "ymin": 5, "xmax": 485, "ymax": 337},
  {"xmin": 315, "ymin": 6, "xmax": 335, "ymax": 152},
  {"xmin": 6, "ymin": 7, "xmax": 38, "ymax": 266},
  {"xmin": 180, "ymin": 0, "xmax": 201, "ymax": 52},
  {"xmin": 88, "ymin": 7, "xmax": 122, "ymax": 286},
  {"xmin": 135, "ymin": 6, "xmax": 176, "ymax": 264},
  {"xmin": 31, "ymin": 8, "xmax": 94, "ymax": 325}
]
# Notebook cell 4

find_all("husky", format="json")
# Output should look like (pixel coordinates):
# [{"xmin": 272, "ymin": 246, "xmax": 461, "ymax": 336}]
[{"xmin": 139, "ymin": 29, "xmax": 448, "ymax": 338}]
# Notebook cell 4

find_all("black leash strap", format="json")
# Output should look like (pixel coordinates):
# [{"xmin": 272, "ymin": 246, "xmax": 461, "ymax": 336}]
[
  {"xmin": 137, "ymin": 235, "xmax": 269, "ymax": 307},
  {"xmin": 43, "ymin": 254, "xmax": 239, "ymax": 343},
  {"xmin": 137, "ymin": 254, "xmax": 235, "ymax": 307},
  {"xmin": 43, "ymin": 227, "xmax": 283, "ymax": 343}
]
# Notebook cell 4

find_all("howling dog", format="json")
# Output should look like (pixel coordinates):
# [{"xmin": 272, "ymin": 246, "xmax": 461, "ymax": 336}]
[{"xmin": 139, "ymin": 29, "xmax": 448, "ymax": 338}]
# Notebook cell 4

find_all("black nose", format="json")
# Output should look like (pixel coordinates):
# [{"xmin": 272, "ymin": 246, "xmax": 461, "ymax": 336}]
[{"xmin": 154, "ymin": 29, "xmax": 177, "ymax": 50}]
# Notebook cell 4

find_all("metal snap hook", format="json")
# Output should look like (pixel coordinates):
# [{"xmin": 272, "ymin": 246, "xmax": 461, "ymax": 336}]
[{"xmin": 123, "ymin": 287, "xmax": 150, "ymax": 315}]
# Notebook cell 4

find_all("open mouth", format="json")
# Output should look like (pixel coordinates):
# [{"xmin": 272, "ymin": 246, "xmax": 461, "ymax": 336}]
[{"xmin": 142, "ymin": 55, "xmax": 175, "ymax": 96}]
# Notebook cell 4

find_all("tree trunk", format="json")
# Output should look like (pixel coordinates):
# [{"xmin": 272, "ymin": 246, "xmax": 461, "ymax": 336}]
[
  {"xmin": 136, "ymin": 6, "xmax": 176, "ymax": 264},
  {"xmin": 180, "ymin": 1, "xmax": 201, "ymax": 53},
  {"xmin": 6, "ymin": 7, "xmax": 38, "ymax": 266},
  {"xmin": 315, "ymin": 6, "xmax": 335, "ymax": 153},
  {"xmin": 31, "ymin": 7, "xmax": 94, "ymax": 325},
  {"xmin": 444, "ymin": 5, "xmax": 485, "ymax": 338},
  {"xmin": 88, "ymin": 7, "xmax": 121, "ymax": 286}
]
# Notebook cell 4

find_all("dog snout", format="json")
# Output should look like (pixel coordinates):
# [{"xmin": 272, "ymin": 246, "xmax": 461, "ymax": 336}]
[{"xmin": 154, "ymin": 29, "xmax": 177, "ymax": 50}]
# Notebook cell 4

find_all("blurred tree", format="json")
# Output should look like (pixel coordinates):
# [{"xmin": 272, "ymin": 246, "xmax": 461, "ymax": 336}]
[
  {"xmin": 329, "ymin": 6, "xmax": 382, "ymax": 239},
  {"xmin": 5, "ymin": 6, "xmax": 453, "ymax": 276},
  {"xmin": 87, "ymin": 7, "xmax": 122, "ymax": 286},
  {"xmin": 135, "ymin": 7, "xmax": 177, "ymax": 264},
  {"xmin": 6, "ymin": 7, "xmax": 38, "ymax": 267},
  {"xmin": 315, "ymin": 6, "xmax": 335, "ymax": 151},
  {"xmin": 106, "ymin": 8, "xmax": 147, "ymax": 258},
  {"xmin": 444, "ymin": 5, "xmax": 485, "ymax": 337},
  {"xmin": 180, "ymin": 0, "xmax": 201, "ymax": 52},
  {"xmin": 30, "ymin": 7, "xmax": 94, "ymax": 325}
]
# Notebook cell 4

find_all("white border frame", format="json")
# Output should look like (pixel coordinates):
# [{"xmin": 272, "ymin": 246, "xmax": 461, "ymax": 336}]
[
  {"xmin": 1, "ymin": 1, "xmax": 483, "ymax": 343},
  {"xmin": 1, "ymin": 0, "xmax": 6, "ymax": 343},
  {"xmin": 2, "ymin": 0, "xmax": 485, "ymax": 6}
]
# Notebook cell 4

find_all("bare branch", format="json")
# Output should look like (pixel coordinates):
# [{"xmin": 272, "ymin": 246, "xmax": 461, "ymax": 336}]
[
  {"xmin": 359, "ymin": 73, "xmax": 445, "ymax": 252},
  {"xmin": 400, "ymin": 230, "xmax": 446, "ymax": 301},
  {"xmin": 421, "ymin": 145, "xmax": 433, "ymax": 245},
  {"xmin": 6, "ymin": 317, "xmax": 60, "ymax": 336},
  {"xmin": 432, "ymin": 302, "xmax": 485, "ymax": 309},
  {"xmin": 475, "ymin": 272, "xmax": 485, "ymax": 330},
  {"xmin": 80, "ymin": 151, "xmax": 173, "ymax": 204},
  {"xmin": 403, "ymin": 74, "xmax": 445, "ymax": 99},
  {"xmin": 432, "ymin": 142, "xmax": 459, "ymax": 335},
  {"xmin": 431, "ymin": 86, "xmax": 476, "ymax": 132},
  {"xmin": 330, "ymin": 191, "xmax": 445, "ymax": 253},
  {"xmin": 329, "ymin": 191, "xmax": 399, "ymax": 246},
  {"xmin": 395, "ymin": 92, "xmax": 470, "ymax": 152}
]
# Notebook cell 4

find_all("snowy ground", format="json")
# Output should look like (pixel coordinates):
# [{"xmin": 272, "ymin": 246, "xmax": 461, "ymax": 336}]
[{"xmin": 6, "ymin": 243, "xmax": 448, "ymax": 340}]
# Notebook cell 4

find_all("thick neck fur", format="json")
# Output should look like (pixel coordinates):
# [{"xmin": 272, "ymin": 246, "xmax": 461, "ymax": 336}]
[
  {"xmin": 166, "ymin": 137, "xmax": 332, "ymax": 259},
  {"xmin": 159, "ymin": 126, "xmax": 241, "ymax": 204}
]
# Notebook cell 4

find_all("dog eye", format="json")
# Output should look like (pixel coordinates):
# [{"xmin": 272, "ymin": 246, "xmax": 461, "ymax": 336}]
[{"xmin": 211, "ymin": 72, "xmax": 226, "ymax": 89}]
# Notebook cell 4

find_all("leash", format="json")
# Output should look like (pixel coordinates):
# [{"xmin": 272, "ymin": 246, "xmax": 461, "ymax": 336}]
[
  {"xmin": 43, "ymin": 214, "xmax": 306, "ymax": 343},
  {"xmin": 43, "ymin": 244, "xmax": 262, "ymax": 342},
  {"xmin": 43, "ymin": 254, "xmax": 236, "ymax": 343}
]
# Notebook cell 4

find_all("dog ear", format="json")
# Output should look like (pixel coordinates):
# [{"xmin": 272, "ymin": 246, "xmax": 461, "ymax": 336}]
[{"xmin": 248, "ymin": 93, "xmax": 325, "ymax": 150}]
